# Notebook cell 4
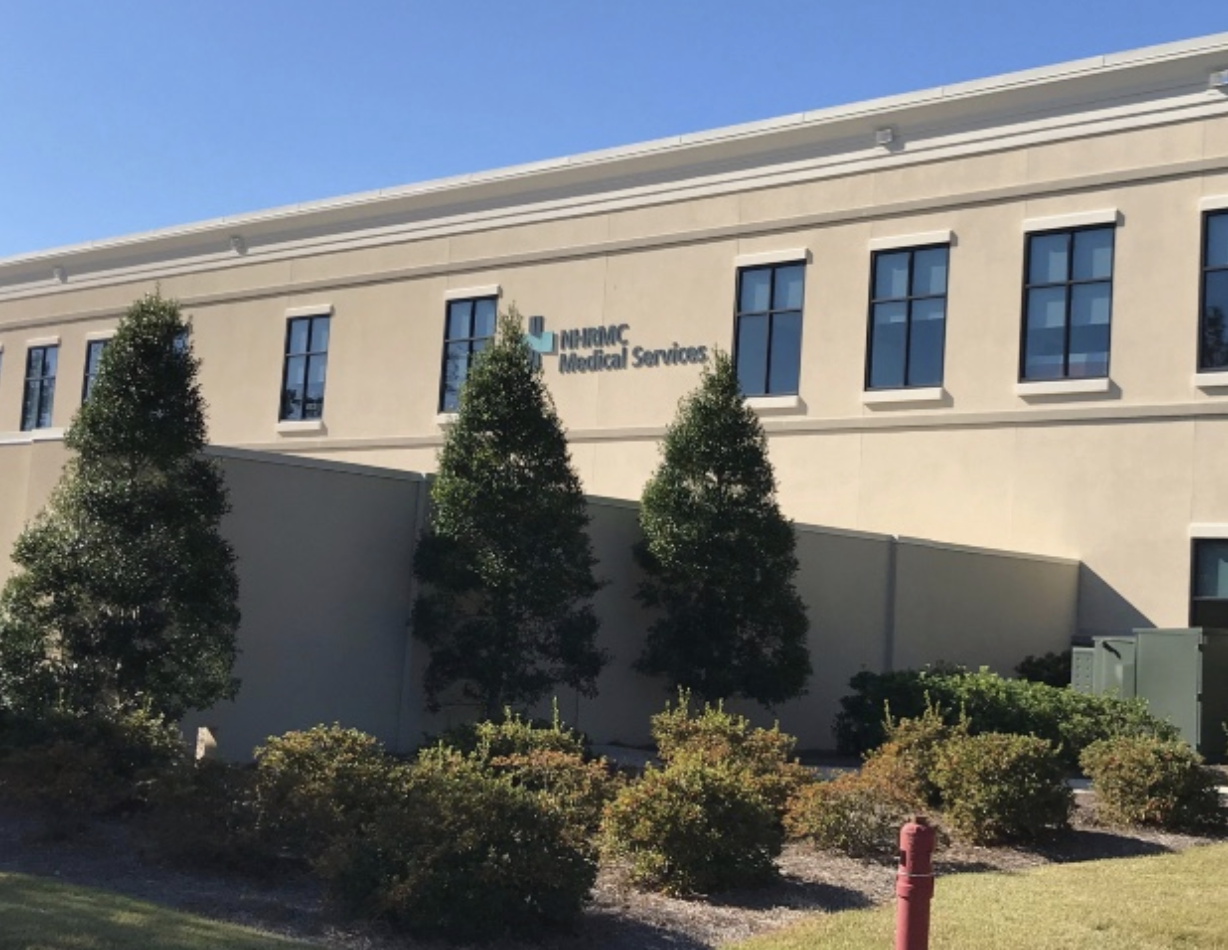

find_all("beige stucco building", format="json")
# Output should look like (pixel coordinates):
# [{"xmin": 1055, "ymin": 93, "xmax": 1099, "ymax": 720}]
[{"xmin": 2, "ymin": 34, "xmax": 1228, "ymax": 753}]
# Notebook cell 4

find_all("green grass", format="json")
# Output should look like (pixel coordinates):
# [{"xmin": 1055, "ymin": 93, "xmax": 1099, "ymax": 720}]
[
  {"xmin": 0, "ymin": 872, "xmax": 318, "ymax": 950},
  {"xmin": 726, "ymin": 843, "xmax": 1228, "ymax": 950}
]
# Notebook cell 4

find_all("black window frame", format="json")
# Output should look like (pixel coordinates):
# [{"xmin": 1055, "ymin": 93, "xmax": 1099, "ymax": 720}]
[
  {"xmin": 438, "ymin": 295, "xmax": 498, "ymax": 413},
  {"xmin": 1019, "ymin": 224, "xmax": 1116, "ymax": 383},
  {"xmin": 279, "ymin": 314, "xmax": 330, "ymax": 422},
  {"xmin": 81, "ymin": 338, "xmax": 109, "ymax": 402},
  {"xmin": 865, "ymin": 243, "xmax": 950, "ymax": 391},
  {"xmin": 21, "ymin": 344, "xmax": 58, "ymax": 432},
  {"xmin": 1190, "ymin": 538, "xmax": 1228, "ymax": 628},
  {"xmin": 733, "ymin": 261, "xmax": 806, "ymax": 398},
  {"xmin": 1198, "ymin": 210, "xmax": 1228, "ymax": 373}
]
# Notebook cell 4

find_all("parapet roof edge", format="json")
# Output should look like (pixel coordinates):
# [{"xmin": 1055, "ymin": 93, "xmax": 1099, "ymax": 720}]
[{"xmin": 3, "ymin": 30, "xmax": 1226, "ymax": 271}]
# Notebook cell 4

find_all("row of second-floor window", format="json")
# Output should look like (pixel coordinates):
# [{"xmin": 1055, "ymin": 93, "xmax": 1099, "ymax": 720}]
[{"xmin": 4, "ymin": 211, "xmax": 1228, "ymax": 430}]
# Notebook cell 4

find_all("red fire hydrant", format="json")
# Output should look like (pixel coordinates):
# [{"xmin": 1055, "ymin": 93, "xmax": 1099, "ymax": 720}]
[{"xmin": 895, "ymin": 817, "xmax": 936, "ymax": 950}]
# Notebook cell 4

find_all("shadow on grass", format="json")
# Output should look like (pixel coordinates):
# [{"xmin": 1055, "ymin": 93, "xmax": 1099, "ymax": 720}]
[{"xmin": 1028, "ymin": 828, "xmax": 1175, "ymax": 863}]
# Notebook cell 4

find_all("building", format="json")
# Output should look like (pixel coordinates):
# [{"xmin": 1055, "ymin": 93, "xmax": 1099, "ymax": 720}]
[{"xmin": 2, "ymin": 34, "xmax": 1227, "ymax": 753}]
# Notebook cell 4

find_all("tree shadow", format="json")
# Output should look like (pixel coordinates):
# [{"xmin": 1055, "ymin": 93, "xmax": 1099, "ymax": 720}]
[
  {"xmin": 1026, "ymin": 829, "xmax": 1174, "ymax": 863},
  {"xmin": 705, "ymin": 874, "xmax": 876, "ymax": 912}
]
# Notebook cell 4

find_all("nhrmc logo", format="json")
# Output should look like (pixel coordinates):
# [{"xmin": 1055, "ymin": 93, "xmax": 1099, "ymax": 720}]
[{"xmin": 527, "ymin": 315, "xmax": 708, "ymax": 375}]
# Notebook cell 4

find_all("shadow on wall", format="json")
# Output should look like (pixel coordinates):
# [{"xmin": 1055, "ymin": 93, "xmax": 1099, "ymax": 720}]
[{"xmin": 1077, "ymin": 564, "xmax": 1154, "ymax": 637}]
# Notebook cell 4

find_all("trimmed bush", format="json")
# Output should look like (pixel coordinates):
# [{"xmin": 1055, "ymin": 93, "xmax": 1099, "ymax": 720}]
[
  {"xmin": 439, "ymin": 705, "xmax": 589, "ymax": 760},
  {"xmin": 1080, "ymin": 736, "xmax": 1225, "ymax": 831},
  {"xmin": 934, "ymin": 732, "xmax": 1072, "ymax": 844},
  {"xmin": 835, "ymin": 666, "xmax": 1177, "ymax": 767},
  {"xmin": 602, "ymin": 755, "xmax": 782, "ymax": 895},
  {"xmin": 784, "ymin": 764, "xmax": 919, "ymax": 859},
  {"xmin": 488, "ymin": 748, "xmax": 617, "ymax": 841},
  {"xmin": 252, "ymin": 725, "xmax": 404, "ymax": 861},
  {"xmin": 651, "ymin": 691, "xmax": 813, "ymax": 818},
  {"xmin": 0, "ymin": 709, "xmax": 185, "ymax": 816},
  {"xmin": 317, "ymin": 746, "xmax": 594, "ymax": 939},
  {"xmin": 141, "ymin": 759, "xmax": 272, "ymax": 873},
  {"xmin": 863, "ymin": 701, "xmax": 967, "ymax": 808}
]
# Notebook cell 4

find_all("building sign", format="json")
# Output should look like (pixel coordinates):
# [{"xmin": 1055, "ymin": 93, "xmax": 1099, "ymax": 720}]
[{"xmin": 526, "ymin": 316, "xmax": 708, "ymax": 374}]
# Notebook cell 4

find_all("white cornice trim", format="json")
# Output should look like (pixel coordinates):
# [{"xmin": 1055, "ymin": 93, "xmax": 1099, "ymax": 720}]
[
  {"xmin": 0, "ymin": 37, "xmax": 1224, "ymax": 295},
  {"xmin": 1, "ymin": 95, "xmax": 1225, "ymax": 306},
  {"xmin": 734, "ymin": 248, "xmax": 811, "ymax": 269},
  {"xmin": 1022, "ymin": 209, "xmax": 1121, "ymax": 232},
  {"xmin": 444, "ymin": 284, "xmax": 501, "ymax": 301},
  {"xmin": 868, "ymin": 230, "xmax": 954, "ymax": 252},
  {"xmin": 285, "ymin": 303, "xmax": 333, "ymax": 319}
]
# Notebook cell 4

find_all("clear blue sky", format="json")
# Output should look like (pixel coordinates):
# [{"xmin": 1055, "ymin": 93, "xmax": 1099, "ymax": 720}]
[{"xmin": 1, "ymin": 1, "xmax": 1225, "ymax": 258}]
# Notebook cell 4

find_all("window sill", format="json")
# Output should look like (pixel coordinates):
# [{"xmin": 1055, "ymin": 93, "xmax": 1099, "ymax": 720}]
[
  {"xmin": 1194, "ymin": 372, "xmax": 1228, "ymax": 390},
  {"xmin": 30, "ymin": 427, "xmax": 65, "ymax": 442},
  {"xmin": 1015, "ymin": 377, "xmax": 1111, "ymax": 398},
  {"xmin": 744, "ymin": 394, "xmax": 805, "ymax": 415},
  {"xmin": 435, "ymin": 412, "xmax": 459, "ymax": 428},
  {"xmin": 862, "ymin": 386, "xmax": 947, "ymax": 407},
  {"xmin": 276, "ymin": 419, "xmax": 326, "ymax": 436}
]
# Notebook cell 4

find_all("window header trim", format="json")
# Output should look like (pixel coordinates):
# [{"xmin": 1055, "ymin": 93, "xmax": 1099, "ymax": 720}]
[
  {"xmin": 1022, "ymin": 209, "xmax": 1121, "ymax": 232},
  {"xmin": 868, "ymin": 230, "xmax": 953, "ymax": 252},
  {"xmin": 734, "ymin": 248, "xmax": 811, "ymax": 269},
  {"xmin": 445, "ymin": 284, "xmax": 501, "ymax": 301}
]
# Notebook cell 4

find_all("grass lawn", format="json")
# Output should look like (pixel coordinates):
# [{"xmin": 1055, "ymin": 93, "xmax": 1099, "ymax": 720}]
[
  {"xmin": 726, "ymin": 843, "xmax": 1228, "ymax": 950},
  {"xmin": 0, "ymin": 872, "xmax": 317, "ymax": 950}
]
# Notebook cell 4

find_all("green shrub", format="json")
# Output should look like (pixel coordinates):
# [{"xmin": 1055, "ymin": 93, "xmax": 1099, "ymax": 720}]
[
  {"xmin": 783, "ymin": 765, "xmax": 919, "ymax": 859},
  {"xmin": 141, "ymin": 759, "xmax": 273, "ymax": 873},
  {"xmin": 488, "ymin": 748, "xmax": 618, "ymax": 842},
  {"xmin": 863, "ymin": 701, "xmax": 967, "ymax": 807},
  {"xmin": 439, "ymin": 705, "xmax": 589, "ymax": 760},
  {"xmin": 651, "ymin": 690, "xmax": 813, "ymax": 818},
  {"xmin": 318, "ymin": 746, "xmax": 594, "ymax": 939},
  {"xmin": 835, "ymin": 666, "xmax": 1176, "ymax": 767},
  {"xmin": 252, "ymin": 724, "xmax": 403, "ymax": 861},
  {"xmin": 602, "ymin": 755, "xmax": 782, "ymax": 895},
  {"xmin": 0, "ymin": 709, "xmax": 185, "ymax": 816},
  {"xmin": 1080, "ymin": 736, "xmax": 1225, "ymax": 831},
  {"xmin": 1014, "ymin": 650, "xmax": 1073, "ymax": 688},
  {"xmin": 934, "ymin": 732, "xmax": 1072, "ymax": 844}
]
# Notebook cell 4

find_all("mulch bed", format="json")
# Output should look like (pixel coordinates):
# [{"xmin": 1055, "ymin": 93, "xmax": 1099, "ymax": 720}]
[{"xmin": 0, "ymin": 797, "xmax": 1222, "ymax": 950}]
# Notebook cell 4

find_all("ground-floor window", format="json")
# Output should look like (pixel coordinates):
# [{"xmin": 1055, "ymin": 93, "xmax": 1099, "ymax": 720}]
[{"xmin": 1191, "ymin": 539, "xmax": 1228, "ymax": 627}]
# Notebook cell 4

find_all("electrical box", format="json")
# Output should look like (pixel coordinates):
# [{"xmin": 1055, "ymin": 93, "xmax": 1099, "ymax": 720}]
[
  {"xmin": 1091, "ymin": 636, "xmax": 1137, "ymax": 698},
  {"xmin": 1070, "ymin": 646, "xmax": 1095, "ymax": 694},
  {"xmin": 1133, "ymin": 628, "xmax": 1228, "ymax": 761}
]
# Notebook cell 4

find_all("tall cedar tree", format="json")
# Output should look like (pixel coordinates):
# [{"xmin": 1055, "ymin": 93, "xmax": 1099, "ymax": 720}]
[
  {"xmin": 0, "ymin": 293, "xmax": 240, "ymax": 720},
  {"xmin": 412, "ymin": 308, "xmax": 606, "ymax": 717},
  {"xmin": 634, "ymin": 350, "xmax": 811, "ymax": 705}
]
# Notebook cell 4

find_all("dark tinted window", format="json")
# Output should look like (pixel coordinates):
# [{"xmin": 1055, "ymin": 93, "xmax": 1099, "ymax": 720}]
[{"xmin": 734, "ymin": 263, "xmax": 804, "ymax": 396}]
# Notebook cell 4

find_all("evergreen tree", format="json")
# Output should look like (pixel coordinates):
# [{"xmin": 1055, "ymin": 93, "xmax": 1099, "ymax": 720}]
[
  {"xmin": 0, "ymin": 293, "xmax": 240, "ymax": 720},
  {"xmin": 634, "ymin": 350, "xmax": 811, "ymax": 706},
  {"xmin": 412, "ymin": 307, "xmax": 606, "ymax": 718}
]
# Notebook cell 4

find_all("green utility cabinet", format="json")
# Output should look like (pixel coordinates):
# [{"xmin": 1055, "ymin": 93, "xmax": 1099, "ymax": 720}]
[
  {"xmin": 1133, "ymin": 628, "xmax": 1228, "ymax": 761},
  {"xmin": 1081, "ymin": 629, "xmax": 1228, "ymax": 759}
]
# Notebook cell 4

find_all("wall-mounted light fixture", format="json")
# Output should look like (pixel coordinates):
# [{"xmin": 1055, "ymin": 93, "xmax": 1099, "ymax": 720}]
[
  {"xmin": 52, "ymin": 266, "xmax": 66, "ymax": 283},
  {"xmin": 1210, "ymin": 69, "xmax": 1228, "ymax": 91},
  {"xmin": 229, "ymin": 234, "xmax": 247, "ymax": 255},
  {"xmin": 875, "ymin": 127, "xmax": 896, "ymax": 147}
]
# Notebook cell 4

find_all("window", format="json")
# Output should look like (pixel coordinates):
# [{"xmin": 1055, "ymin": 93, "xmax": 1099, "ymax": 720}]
[
  {"xmin": 867, "ymin": 245, "xmax": 949, "ymax": 389},
  {"xmin": 279, "ymin": 315, "xmax": 330, "ymax": 421},
  {"xmin": 21, "ymin": 345, "xmax": 58, "ymax": 431},
  {"xmin": 1021, "ymin": 225, "xmax": 1115, "ymax": 381},
  {"xmin": 734, "ymin": 262, "xmax": 804, "ymax": 397},
  {"xmin": 1191, "ymin": 539, "xmax": 1228, "ymax": 627},
  {"xmin": 440, "ymin": 296, "xmax": 497, "ymax": 412},
  {"xmin": 82, "ymin": 339, "xmax": 108, "ymax": 401},
  {"xmin": 1199, "ymin": 212, "xmax": 1228, "ymax": 371}
]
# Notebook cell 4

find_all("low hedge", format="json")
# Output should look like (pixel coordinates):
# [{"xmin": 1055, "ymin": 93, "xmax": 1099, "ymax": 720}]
[
  {"xmin": 934, "ymin": 732, "xmax": 1072, "ymax": 844},
  {"xmin": 835, "ymin": 666, "xmax": 1177, "ymax": 767},
  {"xmin": 1080, "ymin": 736, "xmax": 1225, "ymax": 831}
]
